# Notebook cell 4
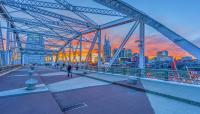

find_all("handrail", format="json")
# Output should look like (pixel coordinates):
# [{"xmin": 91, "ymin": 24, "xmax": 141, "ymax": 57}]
[
  {"xmin": 79, "ymin": 65, "xmax": 200, "ymax": 85},
  {"xmin": 0, "ymin": 65, "xmax": 21, "ymax": 73}
]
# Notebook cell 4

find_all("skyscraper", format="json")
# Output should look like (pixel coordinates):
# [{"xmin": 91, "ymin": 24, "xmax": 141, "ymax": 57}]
[
  {"xmin": 24, "ymin": 34, "xmax": 44, "ymax": 64},
  {"xmin": 103, "ymin": 34, "xmax": 111, "ymax": 62},
  {"xmin": 113, "ymin": 48, "xmax": 132, "ymax": 58}
]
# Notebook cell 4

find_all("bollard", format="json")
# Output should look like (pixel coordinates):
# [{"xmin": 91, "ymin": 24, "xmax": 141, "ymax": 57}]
[
  {"xmin": 25, "ymin": 65, "xmax": 38, "ymax": 90},
  {"xmin": 127, "ymin": 76, "xmax": 138, "ymax": 85}
]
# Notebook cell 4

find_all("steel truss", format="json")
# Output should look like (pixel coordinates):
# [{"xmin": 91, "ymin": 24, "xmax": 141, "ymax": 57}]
[{"xmin": 0, "ymin": 0, "xmax": 198, "ymax": 67}]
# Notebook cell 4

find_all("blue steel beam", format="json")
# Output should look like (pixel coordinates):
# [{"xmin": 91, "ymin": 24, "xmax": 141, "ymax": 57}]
[
  {"xmin": 94, "ymin": 0, "xmax": 200, "ymax": 60},
  {"xmin": 13, "ymin": 6, "xmax": 83, "ymax": 50},
  {"xmin": 100, "ymin": 17, "xmax": 134, "ymax": 29},
  {"xmin": 22, "ymin": 52, "xmax": 54, "ymax": 55},
  {"xmin": 21, "ymin": 48, "xmax": 57, "ymax": 52},
  {"xmin": 0, "ymin": 0, "xmax": 125, "ymax": 17},
  {"xmin": 58, "ymin": 34, "xmax": 80, "ymax": 51},
  {"xmin": 1, "ymin": 26, "xmax": 70, "ymax": 41},
  {"xmin": 0, "ymin": 23, "xmax": 5, "ymax": 65},
  {"xmin": 21, "ymin": 50, "xmax": 57, "ymax": 55},
  {"xmin": 0, "ymin": 5, "xmax": 22, "ymax": 50},
  {"xmin": 106, "ymin": 20, "xmax": 139, "ymax": 68},
  {"xmin": 1, "ymin": 26, "xmax": 95, "ymax": 44},
  {"xmin": 77, "ymin": 17, "xmax": 134, "ymax": 35},
  {"xmin": 23, "ymin": 11, "xmax": 78, "ymax": 40},
  {"xmin": 85, "ymin": 31, "xmax": 98, "ymax": 63},
  {"xmin": 10, "ymin": 11, "xmax": 82, "ymax": 34},
  {"xmin": 55, "ymin": 0, "xmax": 97, "ymax": 27},
  {"xmin": 1, "ymin": 2, "xmax": 91, "ymax": 27},
  {"xmin": 11, "ymin": 17, "xmax": 86, "ymax": 29},
  {"xmin": 21, "ymin": 41, "xmax": 63, "ymax": 48},
  {"xmin": 10, "ymin": 17, "xmax": 78, "ymax": 35}
]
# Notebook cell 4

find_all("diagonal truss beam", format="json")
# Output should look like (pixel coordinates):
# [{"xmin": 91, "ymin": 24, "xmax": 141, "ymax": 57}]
[
  {"xmin": 106, "ymin": 20, "xmax": 139, "ymax": 68},
  {"xmin": 0, "ymin": 0, "xmax": 125, "ymax": 17},
  {"xmin": 59, "ymin": 17, "xmax": 135, "ymax": 52},
  {"xmin": 1, "ymin": 26, "xmax": 95, "ymax": 44},
  {"xmin": 85, "ymin": 31, "xmax": 98, "ymax": 63},
  {"xmin": 0, "ymin": 5, "xmax": 22, "ymax": 50},
  {"xmin": 11, "ymin": 17, "xmax": 86, "ymax": 29},
  {"xmin": 10, "ymin": 17, "xmax": 78, "ymax": 35},
  {"xmin": 55, "ymin": 0, "xmax": 97, "ymax": 27},
  {"xmin": 21, "ymin": 10, "xmax": 77, "ymax": 45},
  {"xmin": 1, "ymin": 1, "xmax": 90, "ymax": 27}
]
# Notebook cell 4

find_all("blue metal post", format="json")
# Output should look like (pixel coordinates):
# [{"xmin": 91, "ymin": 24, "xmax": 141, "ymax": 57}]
[
  {"xmin": 97, "ymin": 30, "xmax": 101, "ymax": 68},
  {"xmin": 139, "ymin": 22, "xmax": 145, "ymax": 76},
  {"xmin": 6, "ymin": 22, "xmax": 10, "ymax": 65},
  {"xmin": 79, "ymin": 36, "xmax": 82, "ymax": 63}
]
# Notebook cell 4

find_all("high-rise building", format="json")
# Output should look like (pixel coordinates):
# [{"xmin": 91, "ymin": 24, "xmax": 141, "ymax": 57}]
[
  {"xmin": 126, "ymin": 49, "xmax": 133, "ymax": 58},
  {"xmin": 157, "ymin": 50, "xmax": 168, "ymax": 57},
  {"xmin": 113, "ymin": 48, "xmax": 132, "ymax": 58},
  {"xmin": 113, "ymin": 48, "xmax": 133, "ymax": 64},
  {"xmin": 23, "ymin": 34, "xmax": 44, "ymax": 64},
  {"xmin": 149, "ymin": 50, "xmax": 173, "ymax": 69},
  {"xmin": 103, "ymin": 35, "xmax": 111, "ymax": 62}
]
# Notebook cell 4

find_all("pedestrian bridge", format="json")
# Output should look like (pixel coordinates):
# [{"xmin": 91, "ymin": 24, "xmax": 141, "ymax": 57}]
[{"xmin": 0, "ymin": 0, "xmax": 200, "ymax": 114}]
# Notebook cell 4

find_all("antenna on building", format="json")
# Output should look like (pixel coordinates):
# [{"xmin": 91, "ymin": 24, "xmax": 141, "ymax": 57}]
[{"xmin": 104, "ymin": 33, "xmax": 107, "ymax": 42}]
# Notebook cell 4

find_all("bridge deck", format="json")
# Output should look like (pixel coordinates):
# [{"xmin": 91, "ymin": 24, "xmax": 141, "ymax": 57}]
[{"xmin": 0, "ymin": 67, "xmax": 199, "ymax": 114}]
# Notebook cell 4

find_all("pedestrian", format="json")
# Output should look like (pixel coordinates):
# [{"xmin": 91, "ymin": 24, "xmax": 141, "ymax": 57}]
[
  {"xmin": 75, "ymin": 63, "xmax": 79, "ymax": 70},
  {"xmin": 56, "ymin": 63, "xmax": 59, "ymax": 69},
  {"xmin": 62, "ymin": 63, "xmax": 65, "ymax": 71},
  {"xmin": 67, "ymin": 64, "xmax": 72, "ymax": 78}
]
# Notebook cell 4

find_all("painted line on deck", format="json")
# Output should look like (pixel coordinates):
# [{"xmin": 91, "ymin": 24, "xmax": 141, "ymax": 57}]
[
  {"xmin": 0, "ymin": 67, "xmax": 21, "ymax": 77},
  {"xmin": 41, "ymin": 72, "xmax": 67, "ymax": 77},
  {"xmin": 47, "ymin": 77, "xmax": 110, "ymax": 93},
  {"xmin": 0, "ymin": 84, "xmax": 49, "ymax": 97}
]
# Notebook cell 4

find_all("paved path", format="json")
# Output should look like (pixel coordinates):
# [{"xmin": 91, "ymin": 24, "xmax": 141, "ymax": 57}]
[
  {"xmin": 0, "ymin": 67, "xmax": 154, "ymax": 114},
  {"xmin": 54, "ymin": 84, "xmax": 154, "ymax": 114},
  {"xmin": 47, "ymin": 77, "xmax": 110, "ymax": 93},
  {"xmin": 0, "ymin": 84, "xmax": 48, "ymax": 97},
  {"xmin": 74, "ymin": 69, "xmax": 200, "ymax": 114},
  {"xmin": 1, "ymin": 67, "xmax": 200, "ymax": 114}
]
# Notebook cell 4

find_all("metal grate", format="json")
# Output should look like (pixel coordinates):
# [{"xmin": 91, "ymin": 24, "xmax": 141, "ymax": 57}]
[{"xmin": 62, "ymin": 103, "xmax": 87, "ymax": 112}]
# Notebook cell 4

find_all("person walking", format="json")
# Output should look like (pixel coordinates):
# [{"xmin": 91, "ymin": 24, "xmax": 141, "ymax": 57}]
[
  {"xmin": 62, "ymin": 63, "xmax": 65, "ymax": 71},
  {"xmin": 75, "ymin": 63, "xmax": 79, "ymax": 70},
  {"xmin": 67, "ymin": 64, "xmax": 72, "ymax": 78}
]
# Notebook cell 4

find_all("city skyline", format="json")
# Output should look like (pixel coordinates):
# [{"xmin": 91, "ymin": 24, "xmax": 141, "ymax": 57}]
[
  {"xmin": 100, "ymin": 32, "xmax": 195, "ymax": 59},
  {"xmin": 80, "ymin": 25, "xmax": 197, "ymax": 59}
]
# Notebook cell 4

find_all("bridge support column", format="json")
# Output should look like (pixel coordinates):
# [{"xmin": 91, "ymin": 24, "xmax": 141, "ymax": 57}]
[
  {"xmin": 51, "ymin": 55, "xmax": 54, "ymax": 65},
  {"xmin": 6, "ymin": 22, "xmax": 10, "ymax": 65},
  {"xmin": 79, "ymin": 36, "xmax": 82, "ymax": 63},
  {"xmin": 0, "ymin": 23, "xmax": 5, "ymax": 66},
  {"xmin": 97, "ymin": 30, "xmax": 101, "ymax": 69},
  {"xmin": 69, "ymin": 43, "xmax": 72, "ymax": 64},
  {"xmin": 139, "ymin": 22, "xmax": 145, "ymax": 77}
]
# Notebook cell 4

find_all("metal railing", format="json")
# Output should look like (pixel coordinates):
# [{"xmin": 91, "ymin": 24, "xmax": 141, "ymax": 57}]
[
  {"xmin": 0, "ymin": 65, "xmax": 21, "ymax": 73},
  {"xmin": 79, "ymin": 65, "xmax": 200, "ymax": 85}
]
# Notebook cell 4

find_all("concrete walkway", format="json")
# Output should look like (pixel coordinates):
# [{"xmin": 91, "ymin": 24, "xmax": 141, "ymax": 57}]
[
  {"xmin": 74, "ymin": 69, "xmax": 200, "ymax": 114},
  {"xmin": 0, "ymin": 84, "xmax": 48, "ymax": 97},
  {"xmin": 47, "ymin": 77, "xmax": 110, "ymax": 92},
  {"xmin": 1, "ymin": 67, "xmax": 200, "ymax": 114}
]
